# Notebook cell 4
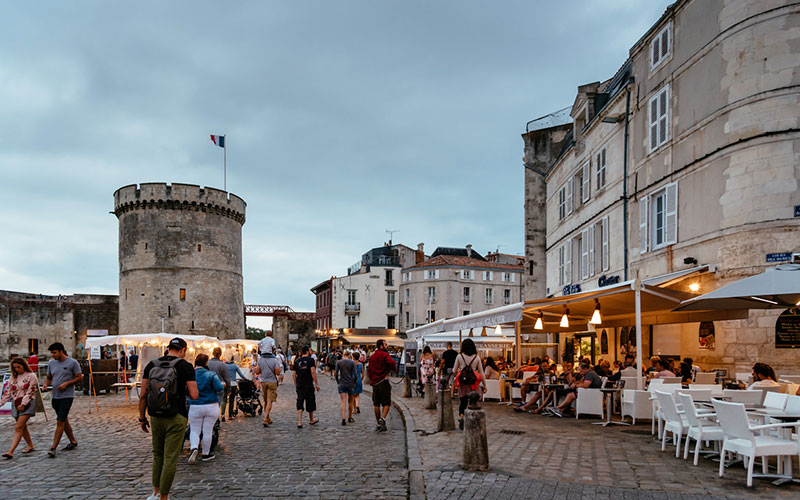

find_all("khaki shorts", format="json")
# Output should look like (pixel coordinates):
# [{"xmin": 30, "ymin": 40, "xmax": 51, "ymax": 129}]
[{"xmin": 261, "ymin": 382, "xmax": 278, "ymax": 403}]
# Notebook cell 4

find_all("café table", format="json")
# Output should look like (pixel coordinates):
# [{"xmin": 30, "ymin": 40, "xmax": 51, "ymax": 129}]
[{"xmin": 594, "ymin": 387, "xmax": 630, "ymax": 427}]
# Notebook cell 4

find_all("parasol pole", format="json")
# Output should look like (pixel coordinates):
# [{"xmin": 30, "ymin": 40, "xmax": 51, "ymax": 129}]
[
  {"xmin": 123, "ymin": 344, "xmax": 129, "ymax": 404},
  {"xmin": 87, "ymin": 354, "xmax": 99, "ymax": 413}
]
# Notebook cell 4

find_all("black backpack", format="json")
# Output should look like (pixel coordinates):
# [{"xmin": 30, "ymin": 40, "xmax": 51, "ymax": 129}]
[
  {"xmin": 457, "ymin": 354, "xmax": 477, "ymax": 386},
  {"xmin": 146, "ymin": 357, "xmax": 182, "ymax": 417}
]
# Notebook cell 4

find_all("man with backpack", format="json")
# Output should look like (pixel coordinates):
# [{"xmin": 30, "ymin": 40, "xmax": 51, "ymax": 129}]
[
  {"xmin": 367, "ymin": 339, "xmax": 396, "ymax": 432},
  {"xmin": 138, "ymin": 338, "xmax": 198, "ymax": 500}
]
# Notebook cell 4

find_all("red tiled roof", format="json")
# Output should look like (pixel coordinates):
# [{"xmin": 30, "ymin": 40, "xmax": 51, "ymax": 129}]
[{"xmin": 404, "ymin": 255, "xmax": 523, "ymax": 271}]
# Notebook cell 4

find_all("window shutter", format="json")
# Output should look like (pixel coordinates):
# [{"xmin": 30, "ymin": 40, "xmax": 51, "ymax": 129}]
[
  {"xmin": 558, "ymin": 246, "xmax": 565, "ymax": 286},
  {"xmin": 566, "ymin": 178, "xmax": 573, "ymax": 214},
  {"xmin": 588, "ymin": 224, "xmax": 595, "ymax": 277},
  {"xmin": 511, "ymin": 273, "xmax": 515, "ymax": 283},
  {"xmin": 661, "ymin": 27, "xmax": 669, "ymax": 58},
  {"xmin": 582, "ymin": 162, "xmax": 590, "ymax": 202},
  {"xmin": 580, "ymin": 230, "xmax": 589, "ymax": 280},
  {"xmin": 649, "ymin": 97, "xmax": 658, "ymax": 150},
  {"xmin": 665, "ymin": 182, "xmax": 678, "ymax": 244},
  {"xmin": 659, "ymin": 86, "xmax": 669, "ymax": 144},
  {"xmin": 639, "ymin": 197, "xmax": 649, "ymax": 254},
  {"xmin": 565, "ymin": 239, "xmax": 572, "ymax": 285},
  {"xmin": 602, "ymin": 216, "xmax": 609, "ymax": 271},
  {"xmin": 435, "ymin": 269, "xmax": 440, "ymax": 279}
]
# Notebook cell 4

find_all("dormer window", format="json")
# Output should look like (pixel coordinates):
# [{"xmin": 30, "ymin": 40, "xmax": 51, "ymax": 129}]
[{"xmin": 650, "ymin": 22, "xmax": 671, "ymax": 70}]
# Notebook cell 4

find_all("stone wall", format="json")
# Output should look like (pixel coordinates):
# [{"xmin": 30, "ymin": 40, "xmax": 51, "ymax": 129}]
[
  {"xmin": 272, "ymin": 316, "xmax": 315, "ymax": 352},
  {"xmin": 114, "ymin": 183, "xmax": 246, "ymax": 339}
]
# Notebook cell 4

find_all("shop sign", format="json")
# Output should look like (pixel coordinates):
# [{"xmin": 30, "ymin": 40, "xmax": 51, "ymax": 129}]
[
  {"xmin": 598, "ymin": 275, "xmax": 620, "ymax": 287},
  {"xmin": 698, "ymin": 321, "xmax": 715, "ymax": 350},
  {"xmin": 766, "ymin": 252, "xmax": 792, "ymax": 263},
  {"xmin": 776, "ymin": 308, "xmax": 800, "ymax": 348},
  {"xmin": 86, "ymin": 329, "xmax": 108, "ymax": 337},
  {"xmin": 562, "ymin": 284, "xmax": 581, "ymax": 295}
]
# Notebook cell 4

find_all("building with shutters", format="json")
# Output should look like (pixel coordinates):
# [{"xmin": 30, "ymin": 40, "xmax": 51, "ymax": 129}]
[
  {"xmin": 400, "ymin": 245, "xmax": 523, "ymax": 333},
  {"xmin": 523, "ymin": 0, "xmax": 800, "ymax": 373}
]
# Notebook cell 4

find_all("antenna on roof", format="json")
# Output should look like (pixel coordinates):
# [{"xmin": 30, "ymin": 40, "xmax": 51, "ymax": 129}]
[
  {"xmin": 386, "ymin": 229, "xmax": 399, "ymax": 246},
  {"xmin": 495, "ymin": 244, "xmax": 505, "ymax": 253}
]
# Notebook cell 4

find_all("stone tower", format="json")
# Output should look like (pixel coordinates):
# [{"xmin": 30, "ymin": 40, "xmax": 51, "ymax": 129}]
[{"xmin": 113, "ymin": 183, "xmax": 246, "ymax": 339}]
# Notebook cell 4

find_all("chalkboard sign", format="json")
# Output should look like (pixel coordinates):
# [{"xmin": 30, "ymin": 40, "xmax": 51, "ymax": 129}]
[
  {"xmin": 600, "ymin": 330, "xmax": 608, "ymax": 354},
  {"xmin": 776, "ymin": 308, "xmax": 800, "ymax": 348}
]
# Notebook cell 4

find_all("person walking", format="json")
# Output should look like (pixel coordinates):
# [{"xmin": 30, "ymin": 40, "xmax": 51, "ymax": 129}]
[
  {"xmin": 352, "ymin": 351, "xmax": 364, "ymax": 414},
  {"xmin": 208, "ymin": 347, "xmax": 231, "ymax": 422},
  {"xmin": 335, "ymin": 350, "xmax": 358, "ymax": 426},
  {"xmin": 43, "ymin": 342, "xmax": 82, "ymax": 458},
  {"xmin": 27, "ymin": 351, "xmax": 39, "ymax": 375},
  {"xmin": 439, "ymin": 342, "xmax": 458, "ymax": 388},
  {"xmin": 139, "ymin": 338, "xmax": 198, "ymax": 500},
  {"xmin": 187, "ymin": 354, "xmax": 224, "ymax": 464},
  {"xmin": 225, "ymin": 357, "xmax": 246, "ymax": 420},
  {"xmin": 255, "ymin": 349, "xmax": 283, "ymax": 427},
  {"xmin": 1, "ymin": 357, "xmax": 38, "ymax": 459},
  {"xmin": 293, "ymin": 345, "xmax": 320, "ymax": 428},
  {"xmin": 452, "ymin": 338, "xmax": 484, "ymax": 430},
  {"xmin": 367, "ymin": 339, "xmax": 397, "ymax": 432}
]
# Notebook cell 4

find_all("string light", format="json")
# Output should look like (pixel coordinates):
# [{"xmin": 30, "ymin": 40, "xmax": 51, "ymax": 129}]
[
  {"xmin": 534, "ymin": 312, "xmax": 544, "ymax": 330},
  {"xmin": 560, "ymin": 306, "xmax": 569, "ymax": 328},
  {"xmin": 689, "ymin": 283, "xmax": 700, "ymax": 292},
  {"xmin": 494, "ymin": 325, "xmax": 502, "ymax": 336},
  {"xmin": 589, "ymin": 299, "xmax": 602, "ymax": 325}
]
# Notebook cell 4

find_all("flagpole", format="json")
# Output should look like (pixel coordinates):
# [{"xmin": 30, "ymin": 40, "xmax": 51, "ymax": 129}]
[{"xmin": 224, "ymin": 135, "xmax": 227, "ymax": 192}]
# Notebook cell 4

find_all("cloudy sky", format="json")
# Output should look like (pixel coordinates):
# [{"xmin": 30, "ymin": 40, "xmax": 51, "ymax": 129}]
[{"xmin": 2, "ymin": 1, "xmax": 672, "ymax": 319}]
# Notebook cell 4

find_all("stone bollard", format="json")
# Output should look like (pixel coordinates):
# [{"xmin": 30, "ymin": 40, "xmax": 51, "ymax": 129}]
[
  {"xmin": 424, "ymin": 381, "xmax": 437, "ymax": 409},
  {"xmin": 462, "ymin": 391, "xmax": 489, "ymax": 472},
  {"xmin": 402, "ymin": 376, "xmax": 412, "ymax": 398},
  {"xmin": 438, "ymin": 386, "xmax": 456, "ymax": 432}
]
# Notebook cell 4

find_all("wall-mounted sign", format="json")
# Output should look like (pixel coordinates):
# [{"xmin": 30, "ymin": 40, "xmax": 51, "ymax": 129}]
[
  {"xmin": 776, "ymin": 308, "xmax": 800, "ymax": 348},
  {"xmin": 598, "ymin": 275, "xmax": 620, "ymax": 287},
  {"xmin": 600, "ymin": 330, "xmax": 608, "ymax": 354},
  {"xmin": 86, "ymin": 329, "xmax": 109, "ymax": 337},
  {"xmin": 794, "ymin": 205, "xmax": 800, "ymax": 217},
  {"xmin": 766, "ymin": 252, "xmax": 792, "ymax": 263},
  {"xmin": 562, "ymin": 284, "xmax": 582, "ymax": 296},
  {"xmin": 698, "ymin": 321, "xmax": 715, "ymax": 350}
]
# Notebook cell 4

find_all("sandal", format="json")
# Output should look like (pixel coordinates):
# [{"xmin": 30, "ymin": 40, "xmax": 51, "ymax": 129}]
[
  {"xmin": 297, "ymin": 424, "xmax": 303, "ymax": 428},
  {"xmin": 2, "ymin": 453, "xmax": 12, "ymax": 460},
  {"xmin": 348, "ymin": 417, "xmax": 355, "ymax": 423},
  {"xmin": 309, "ymin": 419, "xmax": 319, "ymax": 425},
  {"xmin": 47, "ymin": 448, "xmax": 56, "ymax": 458},
  {"xmin": 22, "ymin": 448, "xmax": 35, "ymax": 454}
]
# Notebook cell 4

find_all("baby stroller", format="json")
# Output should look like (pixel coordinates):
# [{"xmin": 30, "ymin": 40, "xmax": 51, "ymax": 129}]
[
  {"xmin": 184, "ymin": 418, "xmax": 220, "ymax": 452},
  {"xmin": 235, "ymin": 378, "xmax": 263, "ymax": 417}
]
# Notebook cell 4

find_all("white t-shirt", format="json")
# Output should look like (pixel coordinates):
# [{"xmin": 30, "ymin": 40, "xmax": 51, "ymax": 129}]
[
  {"xmin": 259, "ymin": 336, "xmax": 276, "ymax": 355},
  {"xmin": 748, "ymin": 379, "xmax": 780, "ymax": 390}
]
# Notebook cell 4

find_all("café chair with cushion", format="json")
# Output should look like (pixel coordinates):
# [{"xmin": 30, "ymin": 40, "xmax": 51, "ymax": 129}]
[
  {"xmin": 483, "ymin": 379, "xmax": 502, "ymax": 402},
  {"xmin": 694, "ymin": 372, "xmax": 717, "ymax": 384},
  {"xmin": 655, "ymin": 391, "xmax": 689, "ymax": 457},
  {"xmin": 621, "ymin": 389, "xmax": 652, "ymax": 425},
  {"xmin": 722, "ymin": 389, "xmax": 762, "ymax": 405},
  {"xmin": 678, "ymin": 392, "xmax": 723, "ymax": 465},
  {"xmin": 713, "ymin": 399, "xmax": 800, "ymax": 487},
  {"xmin": 575, "ymin": 379, "xmax": 607, "ymax": 420}
]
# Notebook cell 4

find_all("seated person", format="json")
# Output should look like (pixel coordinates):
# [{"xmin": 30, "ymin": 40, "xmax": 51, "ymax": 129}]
[
  {"xmin": 483, "ymin": 357, "xmax": 501, "ymax": 380},
  {"xmin": 678, "ymin": 362, "xmax": 693, "ymax": 385},
  {"xmin": 518, "ymin": 362, "xmax": 543, "ymax": 401},
  {"xmin": 683, "ymin": 357, "xmax": 701, "ymax": 380},
  {"xmin": 748, "ymin": 362, "xmax": 780, "ymax": 390},
  {"xmin": 524, "ymin": 362, "xmax": 577, "ymax": 415},
  {"xmin": 646, "ymin": 355, "xmax": 661, "ymax": 374},
  {"xmin": 653, "ymin": 358, "xmax": 676, "ymax": 379},
  {"xmin": 546, "ymin": 360, "xmax": 602, "ymax": 417},
  {"xmin": 594, "ymin": 359, "xmax": 612, "ymax": 377},
  {"xmin": 514, "ymin": 361, "xmax": 554, "ymax": 412}
]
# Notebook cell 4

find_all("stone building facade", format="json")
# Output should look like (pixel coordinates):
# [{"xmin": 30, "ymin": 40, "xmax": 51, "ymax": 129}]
[
  {"xmin": 523, "ymin": 0, "xmax": 800, "ymax": 373},
  {"xmin": 400, "ymin": 245, "xmax": 523, "ymax": 334},
  {"xmin": 114, "ymin": 183, "xmax": 246, "ymax": 339},
  {"xmin": 0, "ymin": 290, "xmax": 118, "ymax": 361}
]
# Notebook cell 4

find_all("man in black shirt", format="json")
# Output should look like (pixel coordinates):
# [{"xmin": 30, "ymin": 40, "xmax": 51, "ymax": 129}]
[
  {"xmin": 439, "ymin": 342, "xmax": 458, "ymax": 388},
  {"xmin": 550, "ymin": 360, "xmax": 602, "ymax": 417},
  {"xmin": 293, "ymin": 345, "xmax": 321, "ymax": 428},
  {"xmin": 138, "ymin": 338, "xmax": 198, "ymax": 500}
]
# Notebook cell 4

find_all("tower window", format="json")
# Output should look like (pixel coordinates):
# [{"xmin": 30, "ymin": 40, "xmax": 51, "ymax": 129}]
[
  {"xmin": 197, "ymin": 244, "xmax": 201, "ymax": 252},
  {"xmin": 168, "ymin": 306, "xmax": 171, "ymax": 317},
  {"xmin": 180, "ymin": 288, "xmax": 186, "ymax": 301}
]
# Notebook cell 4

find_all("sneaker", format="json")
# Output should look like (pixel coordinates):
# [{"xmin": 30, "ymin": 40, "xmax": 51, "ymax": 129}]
[
  {"xmin": 201, "ymin": 453, "xmax": 216, "ymax": 462},
  {"xmin": 379, "ymin": 418, "xmax": 387, "ymax": 432},
  {"xmin": 47, "ymin": 448, "xmax": 56, "ymax": 458},
  {"xmin": 458, "ymin": 418, "xmax": 464, "ymax": 431},
  {"xmin": 145, "ymin": 495, "xmax": 159, "ymax": 500},
  {"xmin": 187, "ymin": 448, "xmax": 199, "ymax": 465},
  {"xmin": 63, "ymin": 442, "xmax": 78, "ymax": 451},
  {"xmin": 551, "ymin": 408, "xmax": 563, "ymax": 418}
]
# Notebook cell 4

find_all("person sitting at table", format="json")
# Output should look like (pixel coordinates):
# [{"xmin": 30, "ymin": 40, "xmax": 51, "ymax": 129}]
[
  {"xmin": 683, "ymin": 357, "xmax": 700, "ymax": 380},
  {"xmin": 483, "ymin": 357, "xmax": 501, "ymax": 380},
  {"xmin": 678, "ymin": 362, "xmax": 693, "ymax": 385},
  {"xmin": 646, "ymin": 356, "xmax": 661, "ymax": 374},
  {"xmin": 517, "ymin": 363, "xmax": 540, "ymax": 402},
  {"xmin": 594, "ymin": 359, "xmax": 612, "ymax": 377},
  {"xmin": 514, "ymin": 360, "xmax": 554, "ymax": 413},
  {"xmin": 748, "ymin": 362, "xmax": 780, "ymax": 390},
  {"xmin": 548, "ymin": 360, "xmax": 603, "ymax": 417},
  {"xmin": 653, "ymin": 359, "xmax": 676, "ymax": 379}
]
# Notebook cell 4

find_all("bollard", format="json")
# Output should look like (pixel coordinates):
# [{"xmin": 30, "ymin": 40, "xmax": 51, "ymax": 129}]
[
  {"xmin": 424, "ymin": 381, "xmax": 437, "ymax": 409},
  {"xmin": 402, "ymin": 376, "xmax": 412, "ymax": 398},
  {"xmin": 462, "ymin": 391, "xmax": 489, "ymax": 471},
  {"xmin": 438, "ymin": 387, "xmax": 456, "ymax": 432}
]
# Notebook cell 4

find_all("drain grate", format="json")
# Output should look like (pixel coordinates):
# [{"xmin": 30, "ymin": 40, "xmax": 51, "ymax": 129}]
[{"xmin": 500, "ymin": 429, "xmax": 526, "ymax": 435}]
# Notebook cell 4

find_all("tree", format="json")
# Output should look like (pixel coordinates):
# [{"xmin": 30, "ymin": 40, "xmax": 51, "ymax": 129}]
[{"xmin": 246, "ymin": 327, "xmax": 265, "ymax": 340}]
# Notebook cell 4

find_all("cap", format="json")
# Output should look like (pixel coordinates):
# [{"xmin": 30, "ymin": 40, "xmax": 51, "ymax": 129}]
[{"xmin": 168, "ymin": 337, "xmax": 187, "ymax": 350}]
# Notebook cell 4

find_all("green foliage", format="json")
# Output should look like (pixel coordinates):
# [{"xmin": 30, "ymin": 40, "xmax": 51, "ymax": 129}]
[{"xmin": 246, "ymin": 326, "xmax": 265, "ymax": 340}]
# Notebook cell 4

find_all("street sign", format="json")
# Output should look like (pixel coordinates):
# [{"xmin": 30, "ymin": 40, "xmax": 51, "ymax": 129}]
[
  {"xmin": 766, "ymin": 252, "xmax": 792, "ymax": 263},
  {"xmin": 794, "ymin": 205, "xmax": 800, "ymax": 217}
]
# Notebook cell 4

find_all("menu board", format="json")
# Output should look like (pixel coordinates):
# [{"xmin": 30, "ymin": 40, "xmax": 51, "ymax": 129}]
[
  {"xmin": 698, "ymin": 321, "xmax": 715, "ymax": 350},
  {"xmin": 776, "ymin": 308, "xmax": 800, "ymax": 348}
]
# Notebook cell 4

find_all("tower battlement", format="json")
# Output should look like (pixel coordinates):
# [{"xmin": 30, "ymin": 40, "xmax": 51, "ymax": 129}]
[{"xmin": 113, "ymin": 183, "xmax": 246, "ymax": 224}]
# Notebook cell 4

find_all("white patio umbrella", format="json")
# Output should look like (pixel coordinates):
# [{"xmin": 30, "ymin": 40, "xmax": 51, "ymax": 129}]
[{"xmin": 674, "ymin": 264, "xmax": 800, "ymax": 311}]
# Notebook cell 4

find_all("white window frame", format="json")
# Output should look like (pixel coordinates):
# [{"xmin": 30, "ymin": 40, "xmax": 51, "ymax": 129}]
[
  {"xmin": 650, "ymin": 22, "xmax": 672, "ymax": 71},
  {"xmin": 595, "ymin": 147, "xmax": 607, "ymax": 191},
  {"xmin": 642, "ymin": 181, "xmax": 678, "ymax": 252},
  {"xmin": 587, "ymin": 224, "xmax": 596, "ymax": 278},
  {"xmin": 460, "ymin": 269, "xmax": 474, "ymax": 280},
  {"xmin": 577, "ymin": 161, "xmax": 590, "ymax": 204},
  {"xmin": 404, "ymin": 288, "xmax": 410, "ymax": 305},
  {"xmin": 503, "ymin": 288, "xmax": 512, "ymax": 305},
  {"xmin": 387, "ymin": 290, "xmax": 396, "ymax": 309},
  {"xmin": 579, "ymin": 230, "xmax": 589, "ymax": 280},
  {"xmin": 483, "ymin": 271, "xmax": 493, "ymax": 281},
  {"xmin": 485, "ymin": 288, "xmax": 494, "ymax": 305},
  {"xmin": 564, "ymin": 238, "xmax": 572, "ymax": 285},
  {"xmin": 347, "ymin": 315, "xmax": 356, "ymax": 328},
  {"xmin": 558, "ymin": 246, "xmax": 565, "ymax": 286},
  {"xmin": 425, "ymin": 269, "xmax": 440, "ymax": 280},
  {"xmin": 427, "ymin": 286, "xmax": 436, "ymax": 302},
  {"xmin": 558, "ymin": 185, "xmax": 567, "ymax": 220},
  {"xmin": 648, "ymin": 85, "xmax": 670, "ymax": 152},
  {"xmin": 463, "ymin": 286, "xmax": 471, "ymax": 303}
]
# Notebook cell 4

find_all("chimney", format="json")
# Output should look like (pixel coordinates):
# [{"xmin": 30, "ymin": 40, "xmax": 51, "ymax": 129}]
[
  {"xmin": 416, "ymin": 243, "xmax": 425, "ymax": 264},
  {"xmin": 466, "ymin": 244, "xmax": 473, "ymax": 257}
]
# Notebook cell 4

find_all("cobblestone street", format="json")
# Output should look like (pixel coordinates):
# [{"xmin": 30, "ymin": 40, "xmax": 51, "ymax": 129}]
[
  {"xmin": 395, "ymin": 389, "xmax": 800, "ymax": 500},
  {"xmin": 0, "ymin": 376, "xmax": 407, "ymax": 499}
]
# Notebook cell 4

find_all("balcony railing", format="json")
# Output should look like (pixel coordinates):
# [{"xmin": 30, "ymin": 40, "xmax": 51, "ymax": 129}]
[{"xmin": 345, "ymin": 302, "xmax": 361, "ymax": 314}]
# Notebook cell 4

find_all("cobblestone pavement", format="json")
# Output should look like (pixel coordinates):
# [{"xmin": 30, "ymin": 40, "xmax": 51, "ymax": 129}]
[
  {"xmin": 0, "ymin": 375, "xmax": 407, "ymax": 499},
  {"xmin": 396, "ymin": 389, "xmax": 799, "ymax": 500}
]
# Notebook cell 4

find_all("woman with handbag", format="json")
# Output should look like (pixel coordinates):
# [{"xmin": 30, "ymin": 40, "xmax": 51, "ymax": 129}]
[
  {"xmin": 451, "ymin": 339, "xmax": 484, "ymax": 431},
  {"xmin": 1, "ymin": 357, "xmax": 38, "ymax": 458}
]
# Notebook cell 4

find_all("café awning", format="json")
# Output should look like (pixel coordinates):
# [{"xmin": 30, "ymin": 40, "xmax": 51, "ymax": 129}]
[
  {"xmin": 340, "ymin": 335, "xmax": 405, "ymax": 347},
  {"xmin": 406, "ymin": 303, "xmax": 523, "ymax": 339}
]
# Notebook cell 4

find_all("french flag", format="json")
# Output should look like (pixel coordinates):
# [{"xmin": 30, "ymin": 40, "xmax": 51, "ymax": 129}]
[{"xmin": 210, "ymin": 134, "xmax": 225, "ymax": 148}]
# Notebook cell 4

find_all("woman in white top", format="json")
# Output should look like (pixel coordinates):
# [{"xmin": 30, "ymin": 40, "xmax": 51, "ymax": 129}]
[
  {"xmin": 452, "ymin": 338, "xmax": 484, "ymax": 430},
  {"xmin": 483, "ymin": 356, "xmax": 501, "ymax": 380}
]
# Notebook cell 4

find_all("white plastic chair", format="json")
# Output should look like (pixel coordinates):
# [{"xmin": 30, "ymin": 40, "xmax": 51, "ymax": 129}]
[
  {"xmin": 575, "ymin": 387, "xmax": 604, "ymax": 419},
  {"xmin": 735, "ymin": 372, "xmax": 752, "ymax": 384},
  {"xmin": 778, "ymin": 375, "xmax": 800, "ymax": 384},
  {"xmin": 674, "ymin": 388, "xmax": 713, "ymax": 402},
  {"xmin": 723, "ymin": 389, "xmax": 762, "ymax": 405},
  {"xmin": 621, "ymin": 389, "xmax": 652, "ymax": 425},
  {"xmin": 483, "ymin": 379, "xmax": 502, "ymax": 402},
  {"xmin": 620, "ymin": 376, "xmax": 639, "ymax": 390},
  {"xmin": 655, "ymin": 391, "xmax": 689, "ymax": 457},
  {"xmin": 713, "ymin": 399, "xmax": 800, "ymax": 487},
  {"xmin": 648, "ymin": 379, "xmax": 665, "ymax": 436},
  {"xmin": 651, "ymin": 383, "xmax": 682, "ymax": 438},
  {"xmin": 692, "ymin": 384, "xmax": 723, "ymax": 397},
  {"xmin": 763, "ymin": 392, "xmax": 788, "ymax": 411},
  {"xmin": 678, "ymin": 392, "xmax": 724, "ymax": 465},
  {"xmin": 661, "ymin": 376, "xmax": 682, "ymax": 384},
  {"xmin": 694, "ymin": 372, "xmax": 717, "ymax": 384}
]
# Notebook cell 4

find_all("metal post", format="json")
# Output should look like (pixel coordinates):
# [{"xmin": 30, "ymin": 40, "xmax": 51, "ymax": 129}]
[
  {"xmin": 634, "ymin": 279, "xmax": 644, "ymax": 389},
  {"xmin": 514, "ymin": 321, "xmax": 521, "ymax": 371},
  {"xmin": 223, "ymin": 135, "xmax": 227, "ymax": 191}
]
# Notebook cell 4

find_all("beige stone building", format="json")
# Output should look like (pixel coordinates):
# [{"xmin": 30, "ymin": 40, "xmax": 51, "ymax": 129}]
[
  {"xmin": 524, "ymin": 0, "xmax": 800, "ymax": 373},
  {"xmin": 400, "ymin": 245, "xmax": 523, "ymax": 335}
]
